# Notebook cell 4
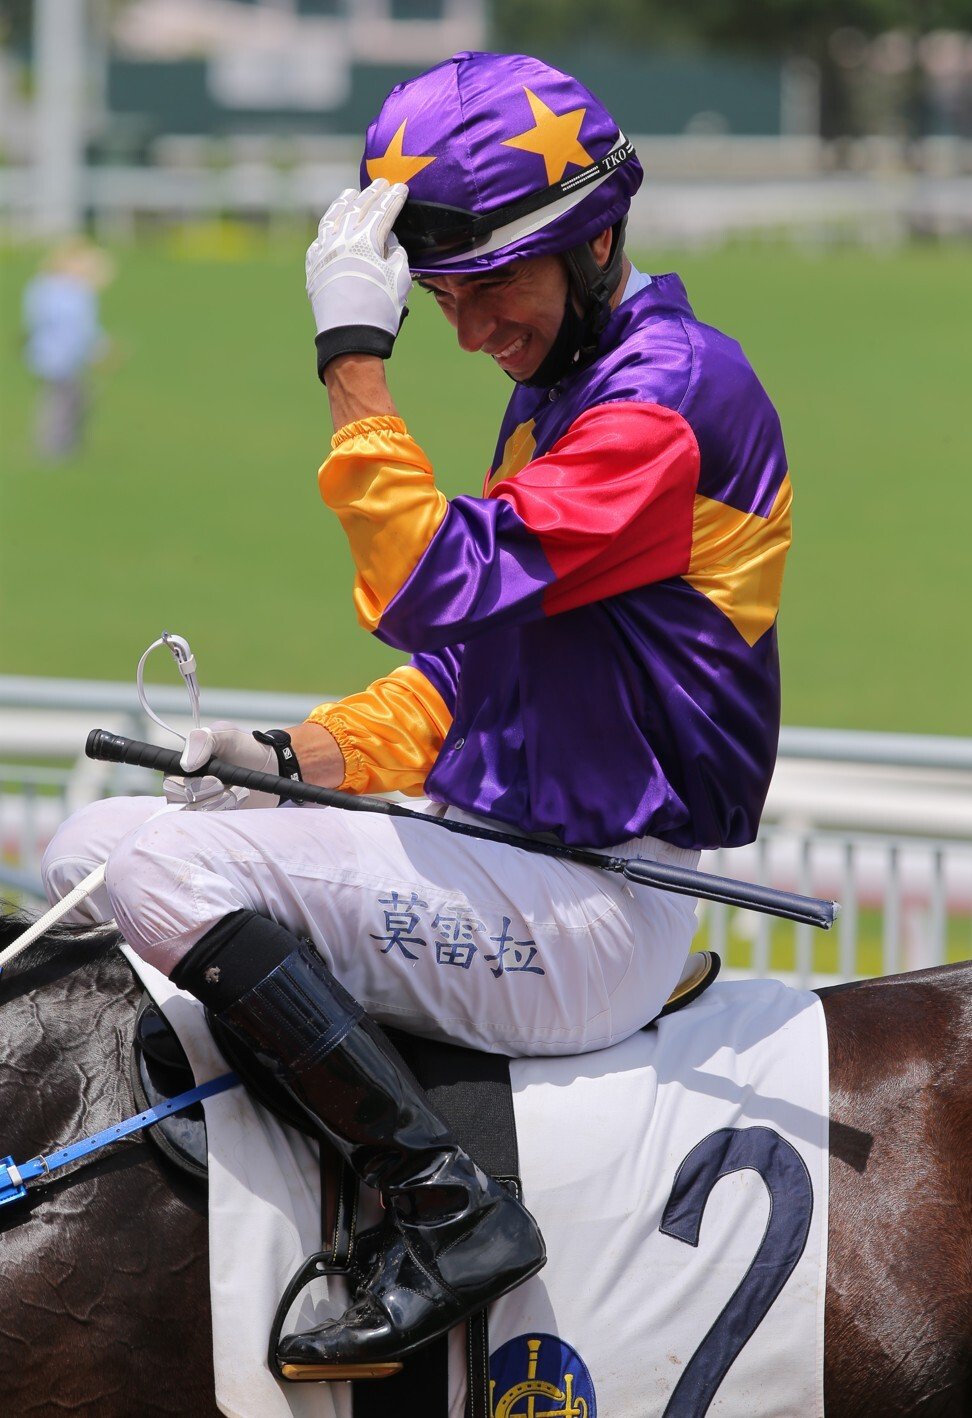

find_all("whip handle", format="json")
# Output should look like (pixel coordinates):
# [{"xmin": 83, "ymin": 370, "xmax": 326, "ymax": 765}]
[{"xmin": 84, "ymin": 729, "xmax": 407, "ymax": 816}]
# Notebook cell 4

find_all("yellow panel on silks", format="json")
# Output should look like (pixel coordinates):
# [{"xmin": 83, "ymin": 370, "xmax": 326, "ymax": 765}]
[
  {"xmin": 486, "ymin": 419, "xmax": 537, "ymax": 493},
  {"xmin": 684, "ymin": 474, "xmax": 793, "ymax": 647}
]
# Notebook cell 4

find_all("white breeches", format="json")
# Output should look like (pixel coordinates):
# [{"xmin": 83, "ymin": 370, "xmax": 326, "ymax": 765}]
[{"xmin": 42, "ymin": 797, "xmax": 699, "ymax": 1058}]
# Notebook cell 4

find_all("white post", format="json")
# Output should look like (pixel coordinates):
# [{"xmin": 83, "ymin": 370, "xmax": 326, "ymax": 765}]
[
  {"xmin": 780, "ymin": 56, "xmax": 821, "ymax": 139},
  {"xmin": 33, "ymin": 0, "xmax": 87, "ymax": 236}
]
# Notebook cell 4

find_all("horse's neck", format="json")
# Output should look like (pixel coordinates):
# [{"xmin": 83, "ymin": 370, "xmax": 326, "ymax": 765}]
[{"xmin": 0, "ymin": 928, "xmax": 139, "ymax": 1160}]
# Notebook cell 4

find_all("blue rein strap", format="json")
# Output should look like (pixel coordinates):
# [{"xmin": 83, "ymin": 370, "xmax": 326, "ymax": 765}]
[{"xmin": 0, "ymin": 1071, "xmax": 239, "ymax": 1209}]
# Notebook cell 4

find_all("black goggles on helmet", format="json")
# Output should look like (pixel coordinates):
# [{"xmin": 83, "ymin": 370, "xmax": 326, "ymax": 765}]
[{"xmin": 393, "ymin": 135, "xmax": 637, "ymax": 262}]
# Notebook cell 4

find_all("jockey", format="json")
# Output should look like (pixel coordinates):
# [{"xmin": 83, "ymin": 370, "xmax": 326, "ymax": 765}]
[{"xmin": 41, "ymin": 53, "xmax": 791, "ymax": 1378}]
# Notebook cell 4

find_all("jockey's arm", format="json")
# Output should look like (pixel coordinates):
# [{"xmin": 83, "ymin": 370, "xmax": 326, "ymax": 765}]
[
  {"xmin": 179, "ymin": 323, "xmax": 452, "ymax": 805},
  {"xmin": 323, "ymin": 353, "xmax": 397, "ymax": 430},
  {"xmin": 175, "ymin": 658, "xmax": 452, "ymax": 806},
  {"xmin": 258, "ymin": 336, "xmax": 439, "ymax": 794},
  {"xmin": 289, "ymin": 295, "xmax": 413, "ymax": 784}
]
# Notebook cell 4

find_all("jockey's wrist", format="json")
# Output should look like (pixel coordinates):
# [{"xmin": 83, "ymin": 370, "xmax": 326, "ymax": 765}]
[
  {"xmin": 323, "ymin": 354, "xmax": 398, "ymax": 431},
  {"xmin": 252, "ymin": 730, "xmax": 302, "ymax": 791},
  {"xmin": 285, "ymin": 720, "xmax": 347, "ymax": 790}
]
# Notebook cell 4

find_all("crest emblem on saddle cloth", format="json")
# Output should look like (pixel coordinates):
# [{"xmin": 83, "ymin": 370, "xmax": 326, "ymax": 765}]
[
  {"xmin": 490, "ymin": 1333, "xmax": 596, "ymax": 1418},
  {"xmin": 204, "ymin": 966, "xmax": 221, "ymax": 985}
]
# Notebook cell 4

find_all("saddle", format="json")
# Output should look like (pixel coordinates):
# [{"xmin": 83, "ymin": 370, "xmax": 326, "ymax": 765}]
[{"xmin": 132, "ymin": 949, "xmax": 720, "ymax": 1415}]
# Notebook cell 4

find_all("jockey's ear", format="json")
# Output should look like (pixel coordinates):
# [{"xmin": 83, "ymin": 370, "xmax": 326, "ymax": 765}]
[{"xmin": 590, "ymin": 228, "xmax": 613, "ymax": 268}]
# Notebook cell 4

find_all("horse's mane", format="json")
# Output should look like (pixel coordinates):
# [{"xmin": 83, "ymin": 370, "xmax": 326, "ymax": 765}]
[{"xmin": 0, "ymin": 909, "xmax": 123, "ymax": 982}]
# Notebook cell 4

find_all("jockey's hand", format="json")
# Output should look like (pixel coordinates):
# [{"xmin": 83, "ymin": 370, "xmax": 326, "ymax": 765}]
[
  {"xmin": 166, "ymin": 723, "xmax": 300, "ymax": 810},
  {"xmin": 306, "ymin": 178, "xmax": 411, "ymax": 380},
  {"xmin": 162, "ymin": 773, "xmax": 248, "ymax": 813}
]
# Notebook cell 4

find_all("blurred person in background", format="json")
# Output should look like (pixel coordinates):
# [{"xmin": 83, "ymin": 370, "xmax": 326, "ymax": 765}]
[
  {"xmin": 21, "ymin": 239, "xmax": 114, "ymax": 461},
  {"xmin": 42, "ymin": 53, "xmax": 791, "ymax": 1378}
]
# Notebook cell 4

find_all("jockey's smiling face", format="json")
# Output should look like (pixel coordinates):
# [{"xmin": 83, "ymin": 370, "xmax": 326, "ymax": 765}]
[{"xmin": 417, "ymin": 228, "xmax": 614, "ymax": 382}]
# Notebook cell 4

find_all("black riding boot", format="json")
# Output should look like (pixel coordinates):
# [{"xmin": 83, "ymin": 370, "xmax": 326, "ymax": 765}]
[{"xmin": 172, "ymin": 910, "xmax": 546, "ymax": 1379}]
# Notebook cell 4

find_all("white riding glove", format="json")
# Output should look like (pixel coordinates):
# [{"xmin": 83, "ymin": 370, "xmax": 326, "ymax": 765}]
[
  {"xmin": 306, "ymin": 178, "xmax": 411, "ymax": 380},
  {"xmin": 161, "ymin": 772, "xmax": 248, "ymax": 813},
  {"xmin": 162, "ymin": 723, "xmax": 301, "ymax": 811}
]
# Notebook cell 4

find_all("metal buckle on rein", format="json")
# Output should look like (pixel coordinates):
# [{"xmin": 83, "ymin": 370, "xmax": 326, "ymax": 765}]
[{"xmin": 0, "ymin": 1155, "xmax": 28, "ymax": 1208}]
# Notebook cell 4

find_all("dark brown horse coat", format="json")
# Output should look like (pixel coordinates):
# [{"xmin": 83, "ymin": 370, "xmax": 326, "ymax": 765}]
[
  {"xmin": 1, "ymin": 927, "xmax": 969, "ymax": 1415},
  {"xmin": 821, "ymin": 968, "xmax": 972, "ymax": 1414}
]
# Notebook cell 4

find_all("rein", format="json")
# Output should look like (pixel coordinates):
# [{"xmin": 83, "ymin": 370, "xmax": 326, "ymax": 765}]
[{"xmin": 0, "ymin": 1071, "xmax": 238, "ymax": 1211}]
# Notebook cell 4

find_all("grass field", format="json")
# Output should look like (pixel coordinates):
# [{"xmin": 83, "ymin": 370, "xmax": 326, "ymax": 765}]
[{"xmin": 2, "ymin": 233, "xmax": 971, "ymax": 732}]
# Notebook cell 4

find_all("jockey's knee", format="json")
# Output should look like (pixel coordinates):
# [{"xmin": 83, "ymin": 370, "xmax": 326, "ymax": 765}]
[
  {"xmin": 104, "ymin": 813, "xmax": 248, "ymax": 976},
  {"xmin": 42, "ymin": 796, "xmax": 159, "ymax": 923}
]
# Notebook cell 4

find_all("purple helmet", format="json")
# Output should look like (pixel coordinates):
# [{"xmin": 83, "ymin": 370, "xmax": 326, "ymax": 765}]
[{"xmin": 361, "ymin": 51, "xmax": 642, "ymax": 275}]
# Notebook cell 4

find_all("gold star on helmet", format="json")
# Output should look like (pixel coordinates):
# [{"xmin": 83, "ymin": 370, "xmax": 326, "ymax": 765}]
[
  {"xmin": 502, "ymin": 89, "xmax": 594, "ymax": 186},
  {"xmin": 366, "ymin": 120, "xmax": 436, "ymax": 186}
]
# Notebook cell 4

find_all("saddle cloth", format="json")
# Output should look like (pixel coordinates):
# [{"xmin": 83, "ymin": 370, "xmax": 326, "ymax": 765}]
[{"xmin": 121, "ymin": 945, "xmax": 828, "ymax": 1418}]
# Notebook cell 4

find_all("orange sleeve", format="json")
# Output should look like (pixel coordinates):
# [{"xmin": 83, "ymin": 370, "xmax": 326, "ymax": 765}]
[
  {"xmin": 306, "ymin": 664, "xmax": 452, "ymax": 797},
  {"xmin": 320, "ymin": 416, "xmax": 448, "ymax": 633}
]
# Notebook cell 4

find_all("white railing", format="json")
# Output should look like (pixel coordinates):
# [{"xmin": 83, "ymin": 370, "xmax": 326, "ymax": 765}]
[
  {"xmin": 2, "ymin": 674, "xmax": 970, "ymax": 986},
  {"xmin": 2, "ymin": 144, "xmax": 972, "ymax": 244},
  {"xmin": 701, "ymin": 826, "xmax": 971, "ymax": 987},
  {"xmin": 0, "ymin": 675, "xmax": 329, "ymax": 906}
]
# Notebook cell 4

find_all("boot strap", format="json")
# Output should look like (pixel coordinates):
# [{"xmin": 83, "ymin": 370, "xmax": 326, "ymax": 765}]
[{"xmin": 323, "ymin": 1146, "xmax": 359, "ymax": 1273}]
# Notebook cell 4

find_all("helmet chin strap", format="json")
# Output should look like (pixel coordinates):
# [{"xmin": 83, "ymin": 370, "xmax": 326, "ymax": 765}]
[
  {"xmin": 518, "ymin": 291, "xmax": 588, "ymax": 389},
  {"xmin": 520, "ymin": 217, "xmax": 628, "ymax": 390}
]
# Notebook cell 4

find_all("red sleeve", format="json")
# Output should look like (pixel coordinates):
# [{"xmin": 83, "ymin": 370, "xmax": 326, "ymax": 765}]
[{"xmin": 490, "ymin": 401, "xmax": 700, "ymax": 616}]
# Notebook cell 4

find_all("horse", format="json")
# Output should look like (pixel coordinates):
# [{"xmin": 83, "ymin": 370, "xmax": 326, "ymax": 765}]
[{"xmin": 1, "ymin": 912, "xmax": 970, "ymax": 1417}]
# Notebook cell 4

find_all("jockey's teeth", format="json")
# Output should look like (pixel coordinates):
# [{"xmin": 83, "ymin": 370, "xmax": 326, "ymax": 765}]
[{"xmin": 494, "ymin": 335, "xmax": 528, "ymax": 363}]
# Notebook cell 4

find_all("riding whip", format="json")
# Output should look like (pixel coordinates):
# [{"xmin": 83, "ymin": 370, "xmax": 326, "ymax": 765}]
[{"xmin": 85, "ymin": 729, "xmax": 839, "ymax": 930}]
